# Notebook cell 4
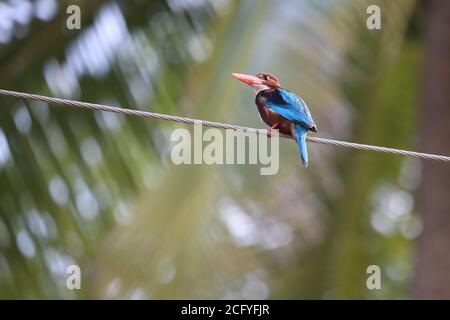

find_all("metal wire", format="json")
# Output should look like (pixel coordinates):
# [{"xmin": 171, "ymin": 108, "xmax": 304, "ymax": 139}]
[{"xmin": 1, "ymin": 88, "xmax": 449, "ymax": 162}]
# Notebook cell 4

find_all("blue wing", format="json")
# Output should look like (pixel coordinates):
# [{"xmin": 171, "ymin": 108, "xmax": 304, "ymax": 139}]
[{"xmin": 265, "ymin": 88, "xmax": 315, "ymax": 129}]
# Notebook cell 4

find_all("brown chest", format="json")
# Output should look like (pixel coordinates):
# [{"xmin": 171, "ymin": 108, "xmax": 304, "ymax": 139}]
[{"xmin": 255, "ymin": 100, "xmax": 294, "ymax": 137}]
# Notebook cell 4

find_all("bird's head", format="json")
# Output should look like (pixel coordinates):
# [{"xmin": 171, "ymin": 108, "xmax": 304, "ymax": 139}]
[{"xmin": 232, "ymin": 72, "xmax": 281, "ymax": 94}]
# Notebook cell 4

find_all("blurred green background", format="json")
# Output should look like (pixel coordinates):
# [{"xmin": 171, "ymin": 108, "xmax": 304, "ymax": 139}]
[{"xmin": 0, "ymin": 0, "xmax": 449, "ymax": 299}]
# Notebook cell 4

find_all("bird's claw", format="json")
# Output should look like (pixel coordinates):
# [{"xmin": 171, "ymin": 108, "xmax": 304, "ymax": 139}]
[{"xmin": 267, "ymin": 123, "xmax": 279, "ymax": 138}]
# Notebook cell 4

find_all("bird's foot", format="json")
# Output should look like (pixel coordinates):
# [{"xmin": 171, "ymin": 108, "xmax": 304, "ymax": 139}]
[{"xmin": 267, "ymin": 123, "xmax": 280, "ymax": 138}]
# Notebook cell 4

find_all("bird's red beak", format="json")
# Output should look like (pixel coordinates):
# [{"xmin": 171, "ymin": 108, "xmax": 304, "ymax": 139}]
[{"xmin": 232, "ymin": 73, "xmax": 263, "ymax": 86}]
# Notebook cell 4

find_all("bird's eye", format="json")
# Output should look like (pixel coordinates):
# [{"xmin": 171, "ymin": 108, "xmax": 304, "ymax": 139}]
[{"xmin": 263, "ymin": 75, "xmax": 268, "ymax": 80}]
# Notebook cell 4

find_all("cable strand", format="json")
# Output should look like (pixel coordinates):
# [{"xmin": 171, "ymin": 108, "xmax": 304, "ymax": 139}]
[{"xmin": 1, "ymin": 88, "xmax": 449, "ymax": 162}]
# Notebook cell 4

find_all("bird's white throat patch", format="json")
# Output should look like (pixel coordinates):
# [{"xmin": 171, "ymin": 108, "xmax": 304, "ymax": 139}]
[{"xmin": 253, "ymin": 84, "xmax": 271, "ymax": 94}]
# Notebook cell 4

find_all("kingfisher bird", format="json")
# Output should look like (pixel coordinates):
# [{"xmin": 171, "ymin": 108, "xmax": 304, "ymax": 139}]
[{"xmin": 232, "ymin": 72, "xmax": 317, "ymax": 166}]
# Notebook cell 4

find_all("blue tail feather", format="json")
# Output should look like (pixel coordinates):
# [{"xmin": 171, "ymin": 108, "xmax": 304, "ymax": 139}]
[{"xmin": 294, "ymin": 124, "xmax": 309, "ymax": 167}]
